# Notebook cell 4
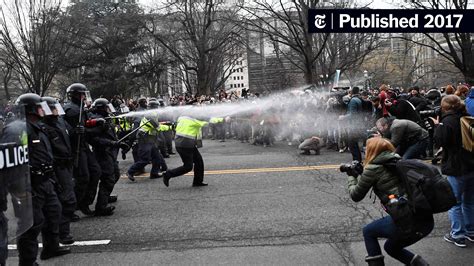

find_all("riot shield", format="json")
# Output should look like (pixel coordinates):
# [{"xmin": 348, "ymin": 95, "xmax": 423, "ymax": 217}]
[{"xmin": 0, "ymin": 107, "xmax": 33, "ymax": 240}]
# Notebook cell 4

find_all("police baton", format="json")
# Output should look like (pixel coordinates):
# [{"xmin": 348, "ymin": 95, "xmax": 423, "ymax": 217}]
[
  {"xmin": 74, "ymin": 99, "xmax": 84, "ymax": 168},
  {"xmin": 117, "ymin": 122, "xmax": 146, "ymax": 143}
]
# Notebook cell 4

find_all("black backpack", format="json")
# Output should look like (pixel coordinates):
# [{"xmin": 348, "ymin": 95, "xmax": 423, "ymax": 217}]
[{"xmin": 386, "ymin": 159, "xmax": 456, "ymax": 214}]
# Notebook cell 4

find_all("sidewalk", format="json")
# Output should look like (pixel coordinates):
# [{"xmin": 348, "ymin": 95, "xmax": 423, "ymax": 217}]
[{"xmin": 7, "ymin": 236, "xmax": 473, "ymax": 265}]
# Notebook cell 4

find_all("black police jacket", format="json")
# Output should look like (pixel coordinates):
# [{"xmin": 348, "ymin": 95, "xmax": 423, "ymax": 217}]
[
  {"xmin": 87, "ymin": 113, "xmax": 118, "ymax": 153},
  {"xmin": 43, "ymin": 117, "xmax": 73, "ymax": 164},
  {"xmin": 27, "ymin": 120, "xmax": 55, "ymax": 185},
  {"xmin": 64, "ymin": 101, "xmax": 90, "ymax": 150}
]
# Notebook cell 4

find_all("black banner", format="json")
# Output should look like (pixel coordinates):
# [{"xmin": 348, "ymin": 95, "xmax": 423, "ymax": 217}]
[{"xmin": 308, "ymin": 9, "xmax": 474, "ymax": 33}]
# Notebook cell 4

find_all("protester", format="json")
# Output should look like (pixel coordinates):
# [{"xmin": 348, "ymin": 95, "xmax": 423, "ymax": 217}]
[{"xmin": 432, "ymin": 95, "xmax": 474, "ymax": 247}]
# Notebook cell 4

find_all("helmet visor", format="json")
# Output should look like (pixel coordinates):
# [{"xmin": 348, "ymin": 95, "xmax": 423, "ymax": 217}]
[
  {"xmin": 85, "ymin": 91, "xmax": 92, "ymax": 102},
  {"xmin": 53, "ymin": 103, "xmax": 65, "ymax": 116},
  {"xmin": 120, "ymin": 105, "xmax": 129, "ymax": 113},
  {"xmin": 38, "ymin": 101, "xmax": 52, "ymax": 116},
  {"xmin": 107, "ymin": 103, "xmax": 116, "ymax": 113}
]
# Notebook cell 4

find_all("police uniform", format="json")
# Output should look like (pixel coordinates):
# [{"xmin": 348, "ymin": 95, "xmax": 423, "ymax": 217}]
[
  {"xmin": 86, "ymin": 109, "xmax": 121, "ymax": 215},
  {"xmin": 17, "ymin": 120, "xmax": 65, "ymax": 265},
  {"xmin": 43, "ymin": 116, "xmax": 77, "ymax": 243},
  {"xmin": 163, "ymin": 116, "xmax": 208, "ymax": 187},
  {"xmin": 63, "ymin": 100, "xmax": 101, "ymax": 214},
  {"xmin": 127, "ymin": 115, "xmax": 167, "ymax": 180}
]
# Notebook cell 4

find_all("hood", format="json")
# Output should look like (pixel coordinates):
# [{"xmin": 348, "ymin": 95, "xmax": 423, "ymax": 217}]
[{"xmin": 371, "ymin": 151, "xmax": 401, "ymax": 165}]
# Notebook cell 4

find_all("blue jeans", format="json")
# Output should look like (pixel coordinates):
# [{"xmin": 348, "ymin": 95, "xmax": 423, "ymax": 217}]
[
  {"xmin": 402, "ymin": 138, "xmax": 428, "ymax": 159},
  {"xmin": 447, "ymin": 173, "xmax": 474, "ymax": 239},
  {"xmin": 363, "ymin": 214, "xmax": 433, "ymax": 264}
]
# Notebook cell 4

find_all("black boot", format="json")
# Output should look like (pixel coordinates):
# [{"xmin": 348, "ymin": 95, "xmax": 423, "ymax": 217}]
[
  {"xmin": 79, "ymin": 204, "xmax": 94, "ymax": 216},
  {"xmin": 94, "ymin": 206, "xmax": 115, "ymax": 216},
  {"xmin": 60, "ymin": 235, "xmax": 75, "ymax": 245},
  {"xmin": 411, "ymin": 254, "xmax": 429, "ymax": 266},
  {"xmin": 108, "ymin": 195, "xmax": 118, "ymax": 203},
  {"xmin": 365, "ymin": 255, "xmax": 384, "ymax": 266},
  {"xmin": 163, "ymin": 171, "xmax": 170, "ymax": 187},
  {"xmin": 40, "ymin": 246, "xmax": 71, "ymax": 260}
]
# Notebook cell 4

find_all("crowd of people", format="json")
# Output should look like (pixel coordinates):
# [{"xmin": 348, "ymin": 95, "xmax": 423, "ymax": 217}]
[{"xmin": 1, "ymin": 82, "xmax": 474, "ymax": 265}]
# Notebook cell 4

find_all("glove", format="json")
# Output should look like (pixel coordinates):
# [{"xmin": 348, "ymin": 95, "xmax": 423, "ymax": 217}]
[
  {"xmin": 75, "ymin": 125, "xmax": 85, "ymax": 135},
  {"xmin": 119, "ymin": 142, "xmax": 130, "ymax": 151}
]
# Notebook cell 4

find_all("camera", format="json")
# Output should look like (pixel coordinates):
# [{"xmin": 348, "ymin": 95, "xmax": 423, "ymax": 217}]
[
  {"xmin": 419, "ymin": 106, "xmax": 441, "ymax": 119},
  {"xmin": 339, "ymin": 160, "xmax": 364, "ymax": 177},
  {"xmin": 419, "ymin": 106, "xmax": 441, "ymax": 130}
]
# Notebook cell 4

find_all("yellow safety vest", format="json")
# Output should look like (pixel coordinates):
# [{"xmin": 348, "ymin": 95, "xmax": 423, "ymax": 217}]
[
  {"xmin": 175, "ymin": 116, "xmax": 208, "ymax": 140},
  {"xmin": 139, "ymin": 117, "xmax": 163, "ymax": 136},
  {"xmin": 209, "ymin": 117, "xmax": 224, "ymax": 124}
]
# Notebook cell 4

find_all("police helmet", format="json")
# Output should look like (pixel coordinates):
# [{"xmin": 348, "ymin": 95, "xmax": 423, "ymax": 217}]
[
  {"xmin": 92, "ymin": 98, "xmax": 116, "ymax": 113},
  {"xmin": 138, "ymin": 97, "xmax": 147, "ymax": 108},
  {"xmin": 148, "ymin": 100, "xmax": 160, "ymax": 109},
  {"xmin": 66, "ymin": 83, "xmax": 88, "ymax": 94},
  {"xmin": 157, "ymin": 98, "xmax": 165, "ymax": 107},
  {"xmin": 66, "ymin": 83, "xmax": 91, "ymax": 102},
  {"xmin": 15, "ymin": 93, "xmax": 52, "ymax": 117}
]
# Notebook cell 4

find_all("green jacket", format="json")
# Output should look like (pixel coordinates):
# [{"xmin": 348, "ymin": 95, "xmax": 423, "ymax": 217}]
[{"xmin": 347, "ymin": 151, "xmax": 401, "ymax": 203}]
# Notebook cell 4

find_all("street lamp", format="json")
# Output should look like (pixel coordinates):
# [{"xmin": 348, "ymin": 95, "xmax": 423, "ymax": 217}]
[{"xmin": 363, "ymin": 70, "xmax": 369, "ymax": 90}]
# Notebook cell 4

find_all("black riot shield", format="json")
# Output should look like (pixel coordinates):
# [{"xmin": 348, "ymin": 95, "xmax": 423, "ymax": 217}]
[{"xmin": 0, "ymin": 108, "xmax": 33, "ymax": 240}]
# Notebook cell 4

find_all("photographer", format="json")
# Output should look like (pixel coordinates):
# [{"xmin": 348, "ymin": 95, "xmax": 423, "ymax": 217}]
[
  {"xmin": 374, "ymin": 117, "xmax": 428, "ymax": 159},
  {"xmin": 432, "ymin": 95, "xmax": 474, "ymax": 247},
  {"xmin": 346, "ymin": 138, "xmax": 432, "ymax": 265}
]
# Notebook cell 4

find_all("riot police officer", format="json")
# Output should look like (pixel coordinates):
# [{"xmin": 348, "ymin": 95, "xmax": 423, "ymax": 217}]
[
  {"xmin": 130, "ymin": 97, "xmax": 148, "ymax": 173},
  {"xmin": 15, "ymin": 93, "xmax": 70, "ymax": 265},
  {"xmin": 87, "ymin": 98, "xmax": 127, "ymax": 216},
  {"xmin": 127, "ymin": 104, "xmax": 167, "ymax": 181},
  {"xmin": 42, "ymin": 97, "xmax": 77, "ymax": 244},
  {"xmin": 63, "ymin": 83, "xmax": 101, "ymax": 216}
]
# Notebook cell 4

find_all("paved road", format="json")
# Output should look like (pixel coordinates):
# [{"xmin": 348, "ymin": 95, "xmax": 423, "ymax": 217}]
[{"xmin": 7, "ymin": 140, "xmax": 474, "ymax": 265}]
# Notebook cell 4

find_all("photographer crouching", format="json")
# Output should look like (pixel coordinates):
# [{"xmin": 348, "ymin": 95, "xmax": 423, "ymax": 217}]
[{"xmin": 343, "ymin": 138, "xmax": 432, "ymax": 265}]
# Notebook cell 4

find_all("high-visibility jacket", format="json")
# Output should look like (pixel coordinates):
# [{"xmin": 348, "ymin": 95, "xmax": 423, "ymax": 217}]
[
  {"xmin": 114, "ymin": 117, "xmax": 132, "ymax": 133},
  {"xmin": 209, "ymin": 117, "xmax": 224, "ymax": 124},
  {"xmin": 175, "ymin": 116, "xmax": 208, "ymax": 148},
  {"xmin": 139, "ymin": 116, "xmax": 163, "ymax": 136}
]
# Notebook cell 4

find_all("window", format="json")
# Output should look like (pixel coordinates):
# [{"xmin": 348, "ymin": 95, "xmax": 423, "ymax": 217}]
[{"xmin": 241, "ymin": 76, "xmax": 243, "ymax": 80}]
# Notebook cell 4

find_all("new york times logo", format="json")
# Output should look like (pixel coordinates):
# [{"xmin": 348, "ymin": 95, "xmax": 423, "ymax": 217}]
[
  {"xmin": 314, "ymin": 14, "xmax": 326, "ymax": 29},
  {"xmin": 308, "ymin": 9, "xmax": 474, "ymax": 33}
]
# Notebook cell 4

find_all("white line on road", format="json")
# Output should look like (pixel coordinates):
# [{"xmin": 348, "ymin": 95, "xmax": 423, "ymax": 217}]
[{"xmin": 8, "ymin": 240, "xmax": 111, "ymax": 250}]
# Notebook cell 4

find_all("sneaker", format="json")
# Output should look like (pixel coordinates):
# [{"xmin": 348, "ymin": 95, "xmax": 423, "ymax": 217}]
[
  {"xmin": 466, "ymin": 234, "xmax": 474, "ymax": 242},
  {"xmin": 444, "ymin": 233, "xmax": 467, "ymax": 247}
]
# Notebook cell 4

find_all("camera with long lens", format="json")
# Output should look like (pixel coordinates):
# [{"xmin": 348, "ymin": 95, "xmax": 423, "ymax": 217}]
[
  {"xmin": 339, "ymin": 160, "xmax": 364, "ymax": 177},
  {"xmin": 419, "ymin": 106, "xmax": 441, "ymax": 119},
  {"xmin": 419, "ymin": 106, "xmax": 441, "ymax": 131}
]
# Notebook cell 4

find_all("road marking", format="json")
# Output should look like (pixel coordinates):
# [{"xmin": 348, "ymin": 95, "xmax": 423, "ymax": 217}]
[
  {"xmin": 122, "ymin": 164, "xmax": 341, "ymax": 179},
  {"xmin": 8, "ymin": 240, "xmax": 111, "ymax": 250}
]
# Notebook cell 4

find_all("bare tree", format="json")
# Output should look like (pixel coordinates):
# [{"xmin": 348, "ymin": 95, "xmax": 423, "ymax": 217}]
[
  {"xmin": 146, "ymin": 0, "xmax": 245, "ymax": 96},
  {"xmin": 0, "ymin": 0, "xmax": 75, "ymax": 95},
  {"xmin": 242, "ymin": 0, "xmax": 329, "ymax": 85},
  {"xmin": 403, "ymin": 0, "xmax": 474, "ymax": 84}
]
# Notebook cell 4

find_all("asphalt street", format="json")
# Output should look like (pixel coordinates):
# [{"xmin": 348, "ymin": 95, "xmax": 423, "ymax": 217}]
[{"xmin": 8, "ymin": 139, "xmax": 474, "ymax": 265}]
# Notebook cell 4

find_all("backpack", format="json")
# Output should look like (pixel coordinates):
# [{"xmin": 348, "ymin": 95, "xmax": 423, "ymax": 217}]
[
  {"xmin": 386, "ymin": 159, "xmax": 456, "ymax": 214},
  {"xmin": 460, "ymin": 116, "xmax": 474, "ymax": 152}
]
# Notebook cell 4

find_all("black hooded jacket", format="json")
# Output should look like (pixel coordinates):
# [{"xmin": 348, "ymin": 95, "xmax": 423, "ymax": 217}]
[{"xmin": 434, "ymin": 111, "xmax": 474, "ymax": 176}]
